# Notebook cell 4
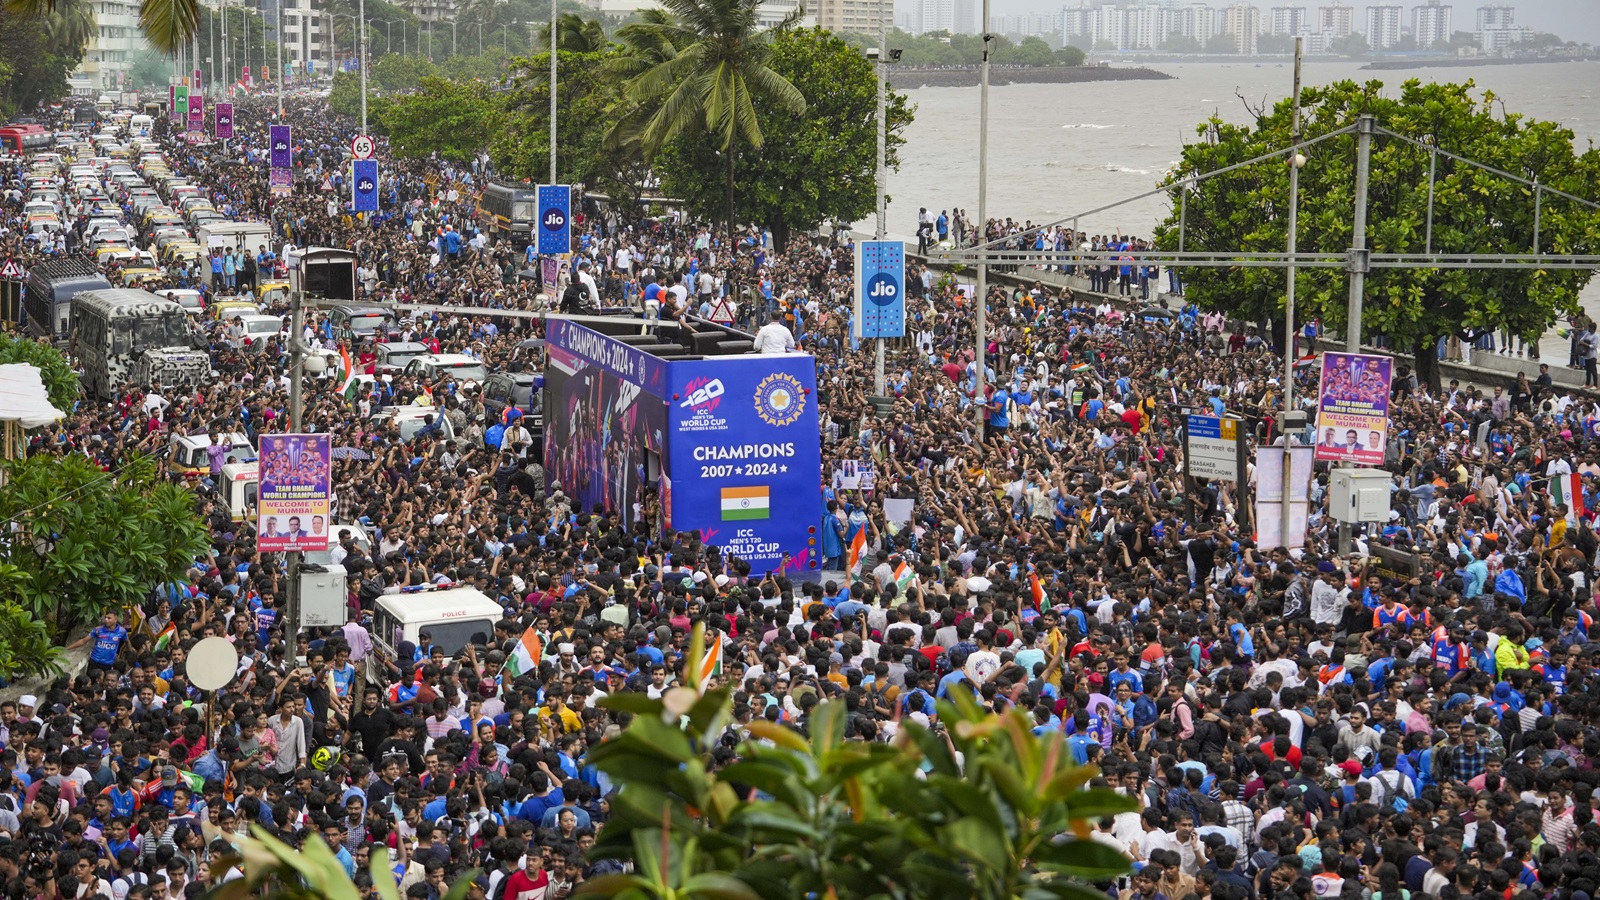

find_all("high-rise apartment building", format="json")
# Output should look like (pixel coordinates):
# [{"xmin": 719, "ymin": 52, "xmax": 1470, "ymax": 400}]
[
  {"xmin": 1318, "ymin": 2, "xmax": 1354, "ymax": 36},
  {"xmin": 1223, "ymin": 1, "xmax": 1260, "ymax": 52},
  {"xmin": 70, "ymin": 0, "xmax": 143, "ymax": 93},
  {"xmin": 1474, "ymin": 3, "xmax": 1512, "ymax": 29},
  {"xmin": 817, "ymin": 0, "xmax": 892, "ymax": 33},
  {"xmin": 1364, "ymin": 4, "xmax": 1402, "ymax": 47},
  {"xmin": 1411, "ymin": 0, "xmax": 1451, "ymax": 47},
  {"xmin": 1270, "ymin": 5, "xmax": 1307, "ymax": 34}
]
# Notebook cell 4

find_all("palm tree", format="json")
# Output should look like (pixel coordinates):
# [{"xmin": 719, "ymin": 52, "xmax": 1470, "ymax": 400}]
[
  {"xmin": 609, "ymin": 0, "xmax": 805, "ymax": 246},
  {"xmin": 4, "ymin": 0, "xmax": 197, "ymax": 56},
  {"xmin": 539, "ymin": 12, "xmax": 605, "ymax": 54},
  {"xmin": 40, "ymin": 0, "xmax": 95, "ymax": 55}
]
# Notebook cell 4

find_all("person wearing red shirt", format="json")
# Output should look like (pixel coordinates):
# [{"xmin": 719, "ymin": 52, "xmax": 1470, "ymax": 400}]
[{"xmin": 503, "ymin": 851, "xmax": 551, "ymax": 900}]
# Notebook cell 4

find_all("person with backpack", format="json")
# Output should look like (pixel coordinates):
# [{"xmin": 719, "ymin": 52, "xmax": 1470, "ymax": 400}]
[{"xmin": 1368, "ymin": 748, "xmax": 1414, "ymax": 813}]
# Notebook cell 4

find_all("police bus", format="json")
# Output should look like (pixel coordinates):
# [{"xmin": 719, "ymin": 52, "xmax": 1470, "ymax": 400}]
[
  {"xmin": 71, "ymin": 289, "xmax": 210, "ymax": 399},
  {"xmin": 476, "ymin": 181, "xmax": 536, "ymax": 243}
]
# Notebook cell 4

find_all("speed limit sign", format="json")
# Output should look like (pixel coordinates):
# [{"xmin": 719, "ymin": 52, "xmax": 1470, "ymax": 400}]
[{"xmin": 350, "ymin": 134, "xmax": 375, "ymax": 160}]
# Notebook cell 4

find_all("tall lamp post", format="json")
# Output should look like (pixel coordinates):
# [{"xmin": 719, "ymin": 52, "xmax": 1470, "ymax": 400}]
[
  {"xmin": 1280, "ymin": 35, "xmax": 1304, "ymax": 552},
  {"xmin": 548, "ymin": 2, "xmax": 557, "ymax": 184},
  {"xmin": 973, "ymin": 0, "xmax": 991, "ymax": 434},
  {"xmin": 868, "ymin": 13, "xmax": 897, "ymax": 396},
  {"xmin": 358, "ymin": 0, "xmax": 368, "ymax": 133}
]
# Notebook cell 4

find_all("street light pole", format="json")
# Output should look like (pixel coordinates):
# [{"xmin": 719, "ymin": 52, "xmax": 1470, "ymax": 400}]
[
  {"xmin": 1280, "ymin": 34, "xmax": 1303, "ymax": 553},
  {"xmin": 872, "ymin": 0, "xmax": 887, "ymax": 396},
  {"xmin": 1346, "ymin": 114, "xmax": 1374, "ymax": 352},
  {"xmin": 358, "ymin": 0, "xmax": 368, "ymax": 133},
  {"xmin": 974, "ymin": 0, "xmax": 991, "ymax": 436},
  {"xmin": 549, "ymin": 1, "xmax": 557, "ymax": 184},
  {"xmin": 452, "ymin": 21, "xmax": 456, "ymax": 57},
  {"xmin": 221, "ymin": 2, "xmax": 229, "ymax": 99},
  {"xmin": 275, "ymin": 1, "xmax": 283, "ymax": 117}
]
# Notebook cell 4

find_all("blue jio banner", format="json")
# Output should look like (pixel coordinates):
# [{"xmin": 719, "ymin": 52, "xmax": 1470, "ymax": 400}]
[
  {"xmin": 855, "ymin": 240, "xmax": 905, "ymax": 338},
  {"xmin": 666, "ymin": 354, "xmax": 822, "ymax": 578},
  {"xmin": 269, "ymin": 125, "xmax": 292, "ymax": 169},
  {"xmin": 537, "ymin": 185, "xmax": 572, "ymax": 255},
  {"xmin": 352, "ymin": 159, "xmax": 379, "ymax": 212}
]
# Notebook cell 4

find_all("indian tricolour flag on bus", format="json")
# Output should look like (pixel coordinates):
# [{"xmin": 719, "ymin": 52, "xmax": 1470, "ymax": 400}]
[
  {"xmin": 720, "ymin": 486, "xmax": 770, "ymax": 521},
  {"xmin": 1552, "ymin": 471, "xmax": 1585, "ymax": 524},
  {"xmin": 505, "ymin": 624, "xmax": 543, "ymax": 678}
]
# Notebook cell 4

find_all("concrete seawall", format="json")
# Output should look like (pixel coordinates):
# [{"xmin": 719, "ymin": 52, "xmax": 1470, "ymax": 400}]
[{"xmin": 894, "ymin": 66, "xmax": 1175, "ymax": 89}]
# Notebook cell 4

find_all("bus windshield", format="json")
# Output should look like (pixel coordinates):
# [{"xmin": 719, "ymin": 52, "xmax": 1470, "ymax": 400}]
[
  {"xmin": 112, "ymin": 315, "xmax": 190, "ymax": 352},
  {"xmin": 512, "ymin": 200, "xmax": 536, "ymax": 221}
]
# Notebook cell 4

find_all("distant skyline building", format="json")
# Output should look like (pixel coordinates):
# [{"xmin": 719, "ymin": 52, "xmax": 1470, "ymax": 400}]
[
  {"xmin": 816, "ymin": 0, "xmax": 890, "ymax": 32},
  {"xmin": 1365, "ymin": 4, "xmax": 1403, "ymax": 47},
  {"xmin": 1475, "ymin": 3, "xmax": 1513, "ymax": 29},
  {"xmin": 1411, "ymin": 0, "xmax": 1452, "ymax": 47},
  {"xmin": 1318, "ymin": 2, "xmax": 1355, "ymax": 36},
  {"xmin": 1270, "ymin": 4, "xmax": 1307, "ymax": 34},
  {"xmin": 1223, "ymin": 1, "xmax": 1259, "ymax": 52}
]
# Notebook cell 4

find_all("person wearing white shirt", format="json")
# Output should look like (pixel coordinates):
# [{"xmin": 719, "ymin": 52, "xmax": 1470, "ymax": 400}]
[
  {"xmin": 576, "ymin": 261, "xmax": 601, "ymax": 308},
  {"xmin": 753, "ymin": 313, "xmax": 796, "ymax": 354}
]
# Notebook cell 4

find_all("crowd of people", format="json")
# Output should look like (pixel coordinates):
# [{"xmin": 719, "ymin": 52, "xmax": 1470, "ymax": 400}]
[{"xmin": 4, "ymin": 85, "xmax": 1600, "ymax": 900}]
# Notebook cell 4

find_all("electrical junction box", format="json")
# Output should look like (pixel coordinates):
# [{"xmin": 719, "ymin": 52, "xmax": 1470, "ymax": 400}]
[{"xmin": 1328, "ymin": 468, "xmax": 1391, "ymax": 524}]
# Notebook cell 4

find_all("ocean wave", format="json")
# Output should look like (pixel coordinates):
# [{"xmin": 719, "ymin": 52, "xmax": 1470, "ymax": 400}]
[
  {"xmin": 1063, "ymin": 123, "xmax": 1116, "ymax": 129},
  {"xmin": 1104, "ymin": 164, "xmax": 1152, "ymax": 175}
]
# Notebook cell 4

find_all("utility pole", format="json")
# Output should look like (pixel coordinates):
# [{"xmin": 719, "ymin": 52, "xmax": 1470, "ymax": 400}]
[
  {"xmin": 549, "ymin": 0, "xmax": 557, "ymax": 184},
  {"xmin": 285, "ymin": 288, "xmax": 305, "ymax": 644},
  {"xmin": 1346, "ymin": 114, "xmax": 1374, "ymax": 353},
  {"xmin": 872, "ymin": 2, "xmax": 886, "ymax": 397},
  {"xmin": 452, "ymin": 20, "xmax": 456, "ymax": 57},
  {"xmin": 1280, "ymin": 35, "xmax": 1303, "ymax": 554},
  {"xmin": 974, "ymin": 0, "xmax": 991, "ymax": 436},
  {"xmin": 221, "ymin": 2, "xmax": 228, "ymax": 100},
  {"xmin": 275, "ymin": 1, "xmax": 283, "ymax": 118},
  {"xmin": 358, "ymin": 0, "xmax": 368, "ymax": 133}
]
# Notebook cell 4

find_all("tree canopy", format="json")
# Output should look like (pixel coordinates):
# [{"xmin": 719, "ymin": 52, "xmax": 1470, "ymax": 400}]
[
  {"xmin": 0, "ymin": 453, "xmax": 209, "ymax": 646},
  {"xmin": 1154, "ymin": 78, "xmax": 1600, "ymax": 386},
  {"xmin": 656, "ymin": 27, "xmax": 913, "ymax": 251}
]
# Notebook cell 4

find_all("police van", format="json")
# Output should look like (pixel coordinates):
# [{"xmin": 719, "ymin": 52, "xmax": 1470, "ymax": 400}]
[{"xmin": 366, "ymin": 585, "xmax": 504, "ymax": 686}]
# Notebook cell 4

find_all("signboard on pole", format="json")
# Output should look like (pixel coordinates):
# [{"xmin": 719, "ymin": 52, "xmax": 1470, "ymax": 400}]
[
  {"xmin": 172, "ymin": 85, "xmax": 188, "ymax": 121},
  {"xmin": 257, "ymin": 434, "xmax": 332, "ymax": 553},
  {"xmin": 350, "ymin": 134, "xmax": 374, "ymax": 159},
  {"xmin": 214, "ymin": 102, "xmax": 233, "ymax": 139},
  {"xmin": 242, "ymin": 65, "xmax": 251, "ymax": 87},
  {"xmin": 1313, "ymin": 351, "xmax": 1393, "ymax": 466},
  {"xmin": 168, "ymin": 84, "xmax": 177, "ymax": 119},
  {"xmin": 185, "ymin": 93, "xmax": 203, "ymax": 141},
  {"xmin": 540, "ymin": 257, "xmax": 560, "ymax": 294},
  {"xmin": 1184, "ymin": 414, "xmax": 1246, "ymax": 483},
  {"xmin": 854, "ymin": 240, "xmax": 905, "ymax": 339},
  {"xmin": 269, "ymin": 168, "xmax": 293, "ymax": 196},
  {"xmin": 1254, "ymin": 445, "xmax": 1314, "ymax": 551},
  {"xmin": 269, "ymin": 125, "xmax": 292, "ymax": 168},
  {"xmin": 708, "ymin": 298, "xmax": 735, "ymax": 325},
  {"xmin": 193, "ymin": 68, "xmax": 202, "ymax": 90},
  {"xmin": 351, "ymin": 159, "xmax": 378, "ymax": 213},
  {"xmin": 537, "ymin": 185, "xmax": 571, "ymax": 255}
]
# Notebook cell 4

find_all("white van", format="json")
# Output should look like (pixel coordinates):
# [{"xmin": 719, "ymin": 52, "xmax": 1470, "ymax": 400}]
[
  {"xmin": 129, "ymin": 114, "xmax": 153, "ymax": 136},
  {"xmin": 219, "ymin": 461, "xmax": 259, "ymax": 522},
  {"xmin": 366, "ymin": 586, "xmax": 504, "ymax": 684}
]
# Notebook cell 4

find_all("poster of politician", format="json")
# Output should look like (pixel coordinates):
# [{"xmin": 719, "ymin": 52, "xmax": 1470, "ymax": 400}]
[
  {"xmin": 1314, "ymin": 352, "xmax": 1393, "ymax": 467},
  {"xmin": 257, "ymin": 434, "xmax": 332, "ymax": 552}
]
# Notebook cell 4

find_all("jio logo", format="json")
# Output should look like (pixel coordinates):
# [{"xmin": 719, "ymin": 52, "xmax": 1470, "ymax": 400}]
[
  {"xmin": 542, "ymin": 208, "xmax": 566, "ymax": 231},
  {"xmin": 358, "ymin": 179, "xmax": 374, "ymax": 192},
  {"xmin": 866, "ymin": 273, "xmax": 899, "ymax": 306}
]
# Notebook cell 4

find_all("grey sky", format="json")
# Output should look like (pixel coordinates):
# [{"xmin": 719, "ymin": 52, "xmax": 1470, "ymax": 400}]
[{"xmin": 1000, "ymin": 0, "xmax": 1600, "ymax": 44}]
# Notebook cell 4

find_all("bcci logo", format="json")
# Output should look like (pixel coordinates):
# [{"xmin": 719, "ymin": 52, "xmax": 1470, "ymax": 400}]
[{"xmin": 754, "ymin": 373, "xmax": 805, "ymax": 427}]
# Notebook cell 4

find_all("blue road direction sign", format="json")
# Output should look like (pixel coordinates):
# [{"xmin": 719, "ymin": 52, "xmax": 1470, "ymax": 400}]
[{"xmin": 1184, "ymin": 414, "xmax": 1245, "ymax": 483}]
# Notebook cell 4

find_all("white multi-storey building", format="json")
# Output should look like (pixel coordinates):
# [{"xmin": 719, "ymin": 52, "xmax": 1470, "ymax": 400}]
[
  {"xmin": 1364, "ymin": 4, "xmax": 1402, "ymax": 47},
  {"xmin": 1222, "ymin": 1, "xmax": 1259, "ymax": 52},
  {"xmin": 1411, "ymin": 0, "xmax": 1451, "ymax": 47},
  {"xmin": 1270, "ymin": 5, "xmax": 1307, "ymax": 34},
  {"xmin": 70, "ymin": 0, "xmax": 144, "ymax": 94},
  {"xmin": 1318, "ymin": 2, "xmax": 1354, "ymax": 36}
]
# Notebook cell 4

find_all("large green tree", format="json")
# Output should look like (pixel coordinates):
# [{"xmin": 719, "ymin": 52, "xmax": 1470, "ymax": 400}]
[
  {"xmin": 1154, "ymin": 79, "xmax": 1600, "ymax": 388},
  {"xmin": 581, "ymin": 624, "xmax": 1134, "ymax": 900},
  {"xmin": 0, "ymin": 335, "xmax": 79, "ymax": 413},
  {"xmin": 608, "ymin": 0, "xmax": 806, "ymax": 244},
  {"xmin": 375, "ymin": 75, "xmax": 492, "ymax": 162},
  {"xmin": 0, "ymin": 454, "xmax": 208, "ymax": 644},
  {"xmin": 655, "ymin": 27, "xmax": 913, "ymax": 251},
  {"xmin": 0, "ymin": 4, "xmax": 85, "ymax": 117}
]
